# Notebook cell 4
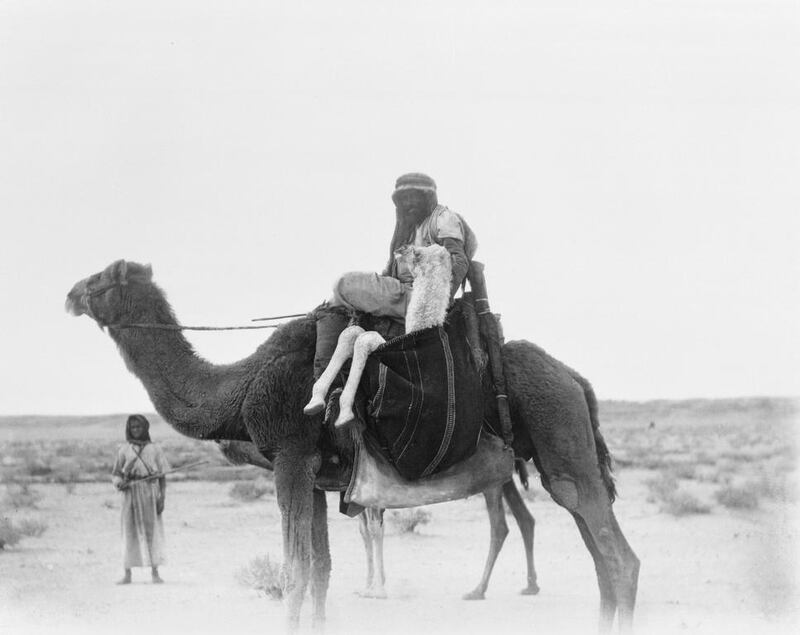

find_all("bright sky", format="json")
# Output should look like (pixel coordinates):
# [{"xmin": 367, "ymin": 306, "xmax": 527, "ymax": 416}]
[{"xmin": 0, "ymin": 0, "xmax": 797, "ymax": 415}]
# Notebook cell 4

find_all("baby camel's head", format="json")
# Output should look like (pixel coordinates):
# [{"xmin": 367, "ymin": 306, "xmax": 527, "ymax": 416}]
[{"xmin": 394, "ymin": 244, "xmax": 451, "ymax": 279}]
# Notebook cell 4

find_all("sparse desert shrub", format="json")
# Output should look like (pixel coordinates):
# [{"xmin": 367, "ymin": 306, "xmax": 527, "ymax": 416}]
[
  {"xmin": 236, "ymin": 555, "xmax": 283, "ymax": 599},
  {"xmin": 714, "ymin": 483, "xmax": 760, "ymax": 510},
  {"xmin": 387, "ymin": 508, "xmax": 431, "ymax": 533},
  {"xmin": 752, "ymin": 474, "xmax": 797, "ymax": 502},
  {"xmin": 54, "ymin": 468, "xmax": 80, "ymax": 492},
  {"xmin": 26, "ymin": 462, "xmax": 53, "ymax": 477},
  {"xmin": 0, "ymin": 517, "xmax": 22, "ymax": 550},
  {"xmin": 719, "ymin": 449, "xmax": 760, "ymax": 463},
  {"xmin": 229, "ymin": 478, "xmax": 274, "ymax": 502},
  {"xmin": 645, "ymin": 472, "xmax": 678, "ymax": 504},
  {"xmin": 639, "ymin": 456, "xmax": 670, "ymax": 470},
  {"xmin": 3, "ymin": 484, "xmax": 42, "ymax": 509},
  {"xmin": 662, "ymin": 491, "xmax": 711, "ymax": 516},
  {"xmin": 14, "ymin": 516, "xmax": 48, "ymax": 538},
  {"xmin": 669, "ymin": 463, "xmax": 697, "ymax": 480},
  {"xmin": 646, "ymin": 472, "xmax": 710, "ymax": 516}
]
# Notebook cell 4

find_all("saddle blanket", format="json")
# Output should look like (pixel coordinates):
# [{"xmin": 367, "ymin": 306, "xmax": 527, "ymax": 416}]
[{"xmin": 360, "ymin": 312, "xmax": 484, "ymax": 480}]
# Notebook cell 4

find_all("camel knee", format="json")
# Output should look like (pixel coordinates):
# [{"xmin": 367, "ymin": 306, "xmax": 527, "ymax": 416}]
[
  {"xmin": 493, "ymin": 518, "xmax": 510, "ymax": 542},
  {"xmin": 517, "ymin": 512, "xmax": 535, "ymax": 541},
  {"xmin": 354, "ymin": 331, "xmax": 386, "ymax": 355},
  {"xmin": 548, "ymin": 477, "xmax": 580, "ymax": 511},
  {"xmin": 337, "ymin": 325, "xmax": 365, "ymax": 350}
]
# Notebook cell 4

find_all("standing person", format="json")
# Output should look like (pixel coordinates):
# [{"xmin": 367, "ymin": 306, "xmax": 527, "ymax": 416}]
[
  {"xmin": 310, "ymin": 172, "xmax": 479, "ymax": 383},
  {"xmin": 111, "ymin": 414, "xmax": 170, "ymax": 584}
]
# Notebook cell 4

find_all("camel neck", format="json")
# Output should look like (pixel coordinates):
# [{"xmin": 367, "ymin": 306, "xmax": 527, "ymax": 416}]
[{"xmin": 108, "ymin": 291, "xmax": 251, "ymax": 441}]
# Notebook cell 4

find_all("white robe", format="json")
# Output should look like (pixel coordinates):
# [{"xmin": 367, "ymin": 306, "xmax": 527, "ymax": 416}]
[{"xmin": 111, "ymin": 443, "xmax": 170, "ymax": 568}]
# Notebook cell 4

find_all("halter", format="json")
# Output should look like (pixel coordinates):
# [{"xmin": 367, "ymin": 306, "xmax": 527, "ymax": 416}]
[{"xmin": 83, "ymin": 278, "xmax": 126, "ymax": 326}]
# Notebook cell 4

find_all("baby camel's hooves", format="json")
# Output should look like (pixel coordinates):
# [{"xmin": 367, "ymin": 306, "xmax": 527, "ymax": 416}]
[
  {"xmin": 357, "ymin": 588, "xmax": 388, "ymax": 599},
  {"xmin": 303, "ymin": 401, "xmax": 325, "ymax": 416},
  {"xmin": 334, "ymin": 413, "xmax": 355, "ymax": 427}
]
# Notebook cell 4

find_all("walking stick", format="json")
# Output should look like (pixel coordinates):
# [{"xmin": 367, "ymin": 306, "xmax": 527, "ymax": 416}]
[
  {"xmin": 120, "ymin": 459, "xmax": 209, "ymax": 488},
  {"xmin": 467, "ymin": 261, "xmax": 514, "ymax": 448}
]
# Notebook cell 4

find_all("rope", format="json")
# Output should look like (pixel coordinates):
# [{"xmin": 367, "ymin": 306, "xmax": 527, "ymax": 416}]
[
  {"xmin": 106, "ymin": 311, "xmax": 310, "ymax": 332},
  {"xmin": 251, "ymin": 312, "xmax": 307, "ymax": 322},
  {"xmin": 110, "ymin": 323, "xmax": 283, "ymax": 331}
]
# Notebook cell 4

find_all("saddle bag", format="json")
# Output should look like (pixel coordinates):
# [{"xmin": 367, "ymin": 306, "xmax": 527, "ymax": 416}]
[{"xmin": 357, "ymin": 301, "xmax": 484, "ymax": 480}]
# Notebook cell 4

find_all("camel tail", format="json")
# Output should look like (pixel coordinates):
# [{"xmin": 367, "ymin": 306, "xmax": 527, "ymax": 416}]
[
  {"xmin": 514, "ymin": 458, "xmax": 530, "ymax": 490},
  {"xmin": 570, "ymin": 372, "xmax": 617, "ymax": 502}
]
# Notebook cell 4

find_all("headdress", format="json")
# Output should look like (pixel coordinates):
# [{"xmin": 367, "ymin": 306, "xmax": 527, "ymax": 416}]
[
  {"xmin": 391, "ymin": 173, "xmax": 437, "ymax": 203},
  {"xmin": 385, "ymin": 173, "xmax": 439, "ymax": 274},
  {"xmin": 125, "ymin": 414, "xmax": 152, "ymax": 445}
]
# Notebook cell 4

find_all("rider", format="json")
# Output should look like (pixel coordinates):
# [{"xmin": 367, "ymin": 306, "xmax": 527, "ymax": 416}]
[{"xmin": 310, "ymin": 172, "xmax": 478, "ymax": 386}]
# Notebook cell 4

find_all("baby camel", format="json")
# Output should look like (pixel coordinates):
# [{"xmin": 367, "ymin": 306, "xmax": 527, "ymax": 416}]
[{"xmin": 304, "ymin": 243, "xmax": 453, "ymax": 426}]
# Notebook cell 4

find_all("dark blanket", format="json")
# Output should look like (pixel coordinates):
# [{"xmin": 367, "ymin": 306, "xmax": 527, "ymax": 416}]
[{"xmin": 359, "ymin": 309, "xmax": 484, "ymax": 480}]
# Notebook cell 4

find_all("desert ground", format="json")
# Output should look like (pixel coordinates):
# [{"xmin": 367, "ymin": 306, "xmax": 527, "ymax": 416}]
[{"xmin": 1, "ymin": 398, "xmax": 798, "ymax": 635}]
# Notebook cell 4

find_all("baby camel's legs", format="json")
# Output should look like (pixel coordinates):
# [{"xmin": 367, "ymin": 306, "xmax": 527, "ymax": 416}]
[
  {"xmin": 336, "ymin": 331, "xmax": 386, "ymax": 426},
  {"xmin": 304, "ymin": 325, "xmax": 365, "ymax": 415}
]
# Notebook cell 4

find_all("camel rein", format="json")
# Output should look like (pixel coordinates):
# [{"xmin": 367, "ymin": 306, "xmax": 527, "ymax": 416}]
[
  {"xmin": 108, "ymin": 320, "xmax": 301, "ymax": 332},
  {"xmin": 85, "ymin": 282, "xmax": 306, "ymax": 331}
]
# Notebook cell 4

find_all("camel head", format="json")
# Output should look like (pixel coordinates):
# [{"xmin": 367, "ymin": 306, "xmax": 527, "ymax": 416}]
[
  {"xmin": 394, "ymin": 244, "xmax": 450, "ymax": 279},
  {"xmin": 65, "ymin": 260, "xmax": 154, "ymax": 327}
]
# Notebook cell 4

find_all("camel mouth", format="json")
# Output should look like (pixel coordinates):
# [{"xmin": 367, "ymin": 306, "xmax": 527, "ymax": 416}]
[
  {"xmin": 65, "ymin": 280, "xmax": 90, "ymax": 317},
  {"xmin": 65, "ymin": 294, "xmax": 86, "ymax": 317}
]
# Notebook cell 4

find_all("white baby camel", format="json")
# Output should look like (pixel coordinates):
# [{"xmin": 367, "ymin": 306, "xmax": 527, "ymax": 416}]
[{"xmin": 304, "ymin": 243, "xmax": 453, "ymax": 427}]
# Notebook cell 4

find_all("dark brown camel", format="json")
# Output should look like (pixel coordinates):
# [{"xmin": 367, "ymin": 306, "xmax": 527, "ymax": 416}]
[
  {"xmin": 217, "ymin": 438, "xmax": 540, "ymax": 600},
  {"xmin": 65, "ymin": 260, "xmax": 639, "ymax": 632}
]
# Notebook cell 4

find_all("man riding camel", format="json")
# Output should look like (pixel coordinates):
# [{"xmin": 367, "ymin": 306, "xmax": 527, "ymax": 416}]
[{"xmin": 309, "ymin": 172, "xmax": 479, "ymax": 388}]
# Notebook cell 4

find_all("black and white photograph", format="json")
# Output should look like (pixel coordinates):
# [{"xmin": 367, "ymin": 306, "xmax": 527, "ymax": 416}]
[{"xmin": 0, "ymin": 1, "xmax": 797, "ymax": 634}]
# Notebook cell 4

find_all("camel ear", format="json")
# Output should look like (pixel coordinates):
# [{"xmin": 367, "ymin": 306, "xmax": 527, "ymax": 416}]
[
  {"xmin": 142, "ymin": 264, "xmax": 153, "ymax": 281},
  {"xmin": 110, "ymin": 259, "xmax": 128, "ymax": 284}
]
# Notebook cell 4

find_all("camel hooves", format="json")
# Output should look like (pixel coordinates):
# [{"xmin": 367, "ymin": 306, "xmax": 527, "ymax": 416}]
[
  {"xmin": 303, "ymin": 401, "xmax": 325, "ymax": 416},
  {"xmin": 462, "ymin": 589, "xmax": 486, "ymax": 601},
  {"xmin": 520, "ymin": 583, "xmax": 540, "ymax": 596},
  {"xmin": 357, "ymin": 588, "xmax": 388, "ymax": 599},
  {"xmin": 334, "ymin": 413, "xmax": 355, "ymax": 427}
]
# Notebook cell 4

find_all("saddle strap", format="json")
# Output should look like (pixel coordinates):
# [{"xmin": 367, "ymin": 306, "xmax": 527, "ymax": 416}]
[{"xmin": 467, "ymin": 262, "xmax": 514, "ymax": 447}]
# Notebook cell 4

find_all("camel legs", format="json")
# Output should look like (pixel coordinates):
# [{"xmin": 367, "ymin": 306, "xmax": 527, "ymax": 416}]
[
  {"xmin": 463, "ymin": 479, "xmax": 539, "ymax": 600},
  {"xmin": 501, "ymin": 479, "xmax": 540, "ymax": 595},
  {"xmin": 274, "ymin": 451, "xmax": 321, "ymax": 633},
  {"xmin": 310, "ymin": 489, "xmax": 331, "ymax": 630},
  {"xmin": 463, "ymin": 484, "xmax": 508, "ymax": 600},
  {"xmin": 544, "ymin": 474, "xmax": 639, "ymax": 633},
  {"xmin": 358, "ymin": 507, "xmax": 387, "ymax": 598},
  {"xmin": 336, "ymin": 331, "xmax": 386, "ymax": 426},
  {"xmin": 570, "ymin": 491, "xmax": 639, "ymax": 633},
  {"xmin": 304, "ymin": 325, "xmax": 365, "ymax": 415},
  {"xmin": 464, "ymin": 479, "xmax": 539, "ymax": 600}
]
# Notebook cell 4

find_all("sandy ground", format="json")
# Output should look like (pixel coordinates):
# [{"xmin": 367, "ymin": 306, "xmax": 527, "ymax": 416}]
[{"xmin": 1, "ymin": 471, "xmax": 798, "ymax": 635}]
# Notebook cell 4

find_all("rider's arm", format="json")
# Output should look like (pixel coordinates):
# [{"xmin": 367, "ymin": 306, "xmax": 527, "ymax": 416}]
[{"xmin": 441, "ymin": 237, "xmax": 469, "ymax": 300}]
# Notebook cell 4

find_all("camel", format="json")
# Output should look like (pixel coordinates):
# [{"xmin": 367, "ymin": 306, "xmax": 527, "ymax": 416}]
[
  {"xmin": 65, "ymin": 259, "xmax": 639, "ymax": 632},
  {"xmin": 305, "ymin": 242, "xmax": 453, "ymax": 426}
]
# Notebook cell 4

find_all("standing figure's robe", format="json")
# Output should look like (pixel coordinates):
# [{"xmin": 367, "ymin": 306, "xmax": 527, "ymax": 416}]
[{"xmin": 111, "ymin": 443, "xmax": 170, "ymax": 568}]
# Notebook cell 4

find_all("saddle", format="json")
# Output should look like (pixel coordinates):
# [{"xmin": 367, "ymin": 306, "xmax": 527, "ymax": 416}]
[{"xmin": 319, "ymin": 262, "xmax": 516, "ymax": 514}]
